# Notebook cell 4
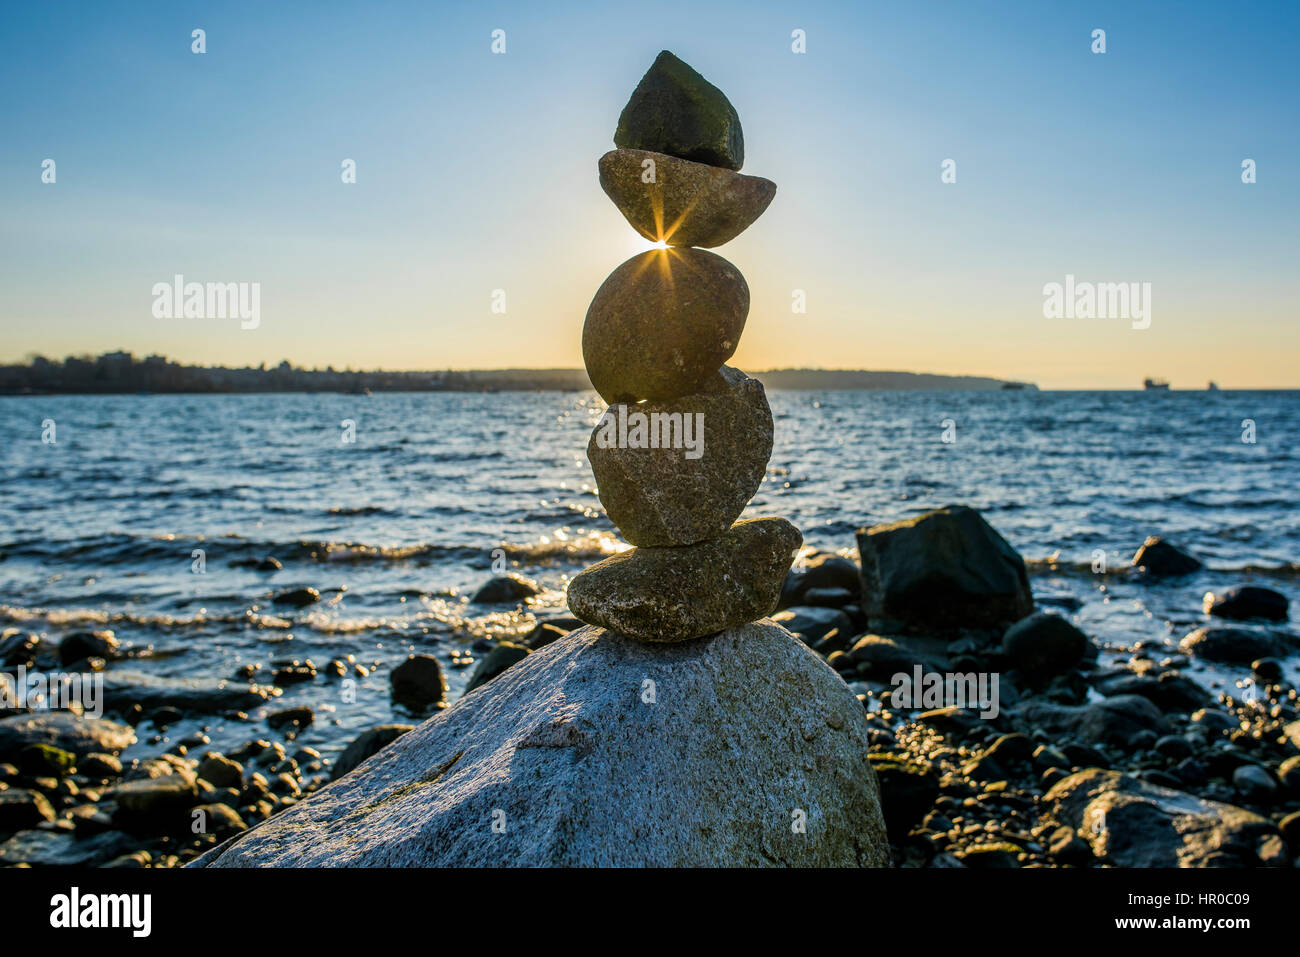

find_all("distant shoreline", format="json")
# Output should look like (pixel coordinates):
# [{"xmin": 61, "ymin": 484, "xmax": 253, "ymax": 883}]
[{"xmin": 0, "ymin": 353, "xmax": 1046, "ymax": 394}]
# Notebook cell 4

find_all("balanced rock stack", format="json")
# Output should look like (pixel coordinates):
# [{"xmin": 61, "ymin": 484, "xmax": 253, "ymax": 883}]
[{"xmin": 568, "ymin": 51, "xmax": 801, "ymax": 642}]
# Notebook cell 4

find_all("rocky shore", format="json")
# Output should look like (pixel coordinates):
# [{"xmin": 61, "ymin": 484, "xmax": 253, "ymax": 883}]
[{"xmin": 1, "ymin": 503, "xmax": 1297, "ymax": 867}]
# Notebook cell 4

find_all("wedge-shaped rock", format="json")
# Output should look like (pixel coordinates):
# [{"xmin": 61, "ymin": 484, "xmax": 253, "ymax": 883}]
[
  {"xmin": 856, "ymin": 504, "xmax": 1033, "ymax": 632},
  {"xmin": 588, "ymin": 366, "xmax": 772, "ymax": 546},
  {"xmin": 193, "ymin": 620, "xmax": 888, "ymax": 867},
  {"xmin": 567, "ymin": 517, "xmax": 801, "ymax": 642},
  {"xmin": 615, "ymin": 50, "xmax": 744, "ymax": 170},
  {"xmin": 599, "ymin": 149, "xmax": 775, "ymax": 248},
  {"xmin": 582, "ymin": 247, "xmax": 748, "ymax": 403}
]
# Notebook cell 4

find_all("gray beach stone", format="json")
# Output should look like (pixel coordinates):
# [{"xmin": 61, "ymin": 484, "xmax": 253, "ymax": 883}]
[
  {"xmin": 567, "ymin": 517, "xmax": 801, "ymax": 643},
  {"xmin": 193, "ymin": 621, "xmax": 889, "ymax": 867},
  {"xmin": 588, "ymin": 366, "xmax": 772, "ymax": 546},
  {"xmin": 614, "ymin": 50, "xmax": 744, "ymax": 170},
  {"xmin": 599, "ymin": 148, "xmax": 774, "ymax": 247},
  {"xmin": 582, "ymin": 247, "xmax": 748, "ymax": 403}
]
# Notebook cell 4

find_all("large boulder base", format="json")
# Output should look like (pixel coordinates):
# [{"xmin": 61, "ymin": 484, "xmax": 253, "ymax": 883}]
[
  {"xmin": 856, "ymin": 505, "xmax": 1033, "ymax": 632},
  {"xmin": 588, "ymin": 365, "xmax": 773, "ymax": 547},
  {"xmin": 194, "ymin": 621, "xmax": 890, "ymax": 867},
  {"xmin": 599, "ymin": 148, "xmax": 775, "ymax": 248},
  {"xmin": 614, "ymin": 50, "xmax": 744, "ymax": 171},
  {"xmin": 582, "ymin": 247, "xmax": 749, "ymax": 404},
  {"xmin": 567, "ymin": 517, "xmax": 801, "ymax": 642}
]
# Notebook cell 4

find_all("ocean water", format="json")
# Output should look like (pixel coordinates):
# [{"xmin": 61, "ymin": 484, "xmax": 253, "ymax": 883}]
[{"xmin": 1, "ymin": 389, "xmax": 1296, "ymax": 764}]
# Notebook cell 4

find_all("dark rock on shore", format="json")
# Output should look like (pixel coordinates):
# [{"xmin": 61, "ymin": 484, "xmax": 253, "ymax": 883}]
[
  {"xmin": 100, "ymin": 670, "xmax": 271, "ymax": 713},
  {"xmin": 771, "ymin": 606, "xmax": 852, "ymax": 645},
  {"xmin": 1093, "ymin": 670, "xmax": 1211, "ymax": 713},
  {"xmin": 197, "ymin": 753, "xmax": 244, "ymax": 789},
  {"xmin": 1204, "ymin": 585, "xmax": 1289, "ymax": 622},
  {"xmin": 1047, "ymin": 768, "xmax": 1283, "ymax": 866},
  {"xmin": 614, "ymin": 50, "xmax": 744, "ymax": 170},
  {"xmin": 195, "ymin": 622, "xmax": 890, "ymax": 867},
  {"xmin": 1131, "ymin": 537, "xmax": 1202, "ymax": 577},
  {"xmin": 588, "ymin": 366, "xmax": 772, "ymax": 546},
  {"xmin": 1018, "ymin": 695, "xmax": 1166, "ymax": 749},
  {"xmin": 59, "ymin": 630, "xmax": 120, "ymax": 666},
  {"xmin": 868, "ymin": 754, "xmax": 940, "ymax": 843},
  {"xmin": 330, "ymin": 725, "xmax": 414, "ymax": 781},
  {"xmin": 856, "ymin": 505, "xmax": 1033, "ymax": 632},
  {"xmin": 465, "ymin": 642, "xmax": 530, "ymax": 693},
  {"xmin": 0, "ymin": 829, "xmax": 141, "ymax": 868},
  {"xmin": 521, "ymin": 616, "xmax": 581, "ymax": 650},
  {"xmin": 1002, "ymin": 612, "xmax": 1088, "ymax": 683},
  {"xmin": 0, "ymin": 632, "xmax": 41, "ymax": 667},
  {"xmin": 470, "ymin": 574, "xmax": 539, "ymax": 605},
  {"xmin": 0, "ymin": 788, "xmax": 56, "ymax": 830},
  {"xmin": 389, "ymin": 655, "xmax": 447, "ymax": 710},
  {"xmin": 273, "ymin": 587, "xmax": 320, "ymax": 607},
  {"xmin": 0, "ymin": 712, "xmax": 136, "ymax": 759},
  {"xmin": 567, "ymin": 517, "xmax": 801, "ymax": 643},
  {"xmin": 1180, "ymin": 626, "xmax": 1294, "ymax": 663}
]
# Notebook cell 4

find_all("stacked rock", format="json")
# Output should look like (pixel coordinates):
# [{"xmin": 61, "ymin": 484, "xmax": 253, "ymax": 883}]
[{"xmin": 568, "ymin": 51, "xmax": 801, "ymax": 643}]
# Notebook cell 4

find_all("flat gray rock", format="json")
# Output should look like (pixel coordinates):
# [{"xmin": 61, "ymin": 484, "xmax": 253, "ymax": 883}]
[
  {"xmin": 194, "ymin": 620, "xmax": 889, "ymax": 867},
  {"xmin": 0, "ymin": 711, "xmax": 136, "ymax": 759},
  {"xmin": 588, "ymin": 366, "xmax": 773, "ymax": 546},
  {"xmin": 567, "ymin": 517, "xmax": 801, "ymax": 643}
]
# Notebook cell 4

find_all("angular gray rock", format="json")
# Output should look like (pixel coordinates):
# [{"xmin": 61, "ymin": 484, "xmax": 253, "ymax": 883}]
[
  {"xmin": 588, "ymin": 366, "xmax": 773, "ymax": 546},
  {"xmin": 582, "ymin": 247, "xmax": 749, "ymax": 403},
  {"xmin": 614, "ymin": 50, "xmax": 744, "ymax": 170},
  {"xmin": 1047, "ymin": 768, "xmax": 1284, "ymax": 867},
  {"xmin": 567, "ymin": 517, "xmax": 801, "ymax": 642},
  {"xmin": 193, "ymin": 621, "xmax": 890, "ymax": 867},
  {"xmin": 856, "ymin": 505, "xmax": 1033, "ymax": 632},
  {"xmin": 598, "ymin": 149, "xmax": 775, "ymax": 247}
]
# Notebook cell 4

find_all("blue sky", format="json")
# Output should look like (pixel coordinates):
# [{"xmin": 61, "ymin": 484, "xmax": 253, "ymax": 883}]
[{"xmin": 2, "ymin": 0, "xmax": 1297, "ymax": 388}]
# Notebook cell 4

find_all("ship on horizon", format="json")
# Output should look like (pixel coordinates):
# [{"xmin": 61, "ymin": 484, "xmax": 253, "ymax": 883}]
[{"xmin": 1144, "ymin": 378, "xmax": 1170, "ymax": 390}]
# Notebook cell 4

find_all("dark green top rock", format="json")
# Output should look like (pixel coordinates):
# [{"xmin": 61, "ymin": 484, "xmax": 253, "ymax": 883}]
[{"xmin": 615, "ymin": 50, "xmax": 744, "ymax": 171}]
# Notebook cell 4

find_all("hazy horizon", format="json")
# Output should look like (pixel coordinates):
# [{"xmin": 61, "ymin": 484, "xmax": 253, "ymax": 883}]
[{"xmin": 3, "ymin": 0, "xmax": 1297, "ymax": 389}]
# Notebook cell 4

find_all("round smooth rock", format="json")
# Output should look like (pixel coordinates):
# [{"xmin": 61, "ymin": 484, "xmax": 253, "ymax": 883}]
[
  {"xmin": 566, "ymin": 517, "xmax": 802, "ymax": 643},
  {"xmin": 598, "ymin": 149, "xmax": 775, "ymax": 248},
  {"xmin": 582, "ymin": 247, "xmax": 748, "ymax": 403},
  {"xmin": 587, "ymin": 366, "xmax": 772, "ymax": 546}
]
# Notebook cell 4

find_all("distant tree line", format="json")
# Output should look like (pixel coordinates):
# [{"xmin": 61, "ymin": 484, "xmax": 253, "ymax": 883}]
[{"xmin": 0, "ymin": 352, "xmax": 1030, "ymax": 394}]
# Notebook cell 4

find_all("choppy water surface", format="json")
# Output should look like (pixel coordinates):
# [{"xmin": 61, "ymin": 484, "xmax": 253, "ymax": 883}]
[{"xmin": 1, "ymin": 390, "xmax": 1296, "ymax": 762}]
